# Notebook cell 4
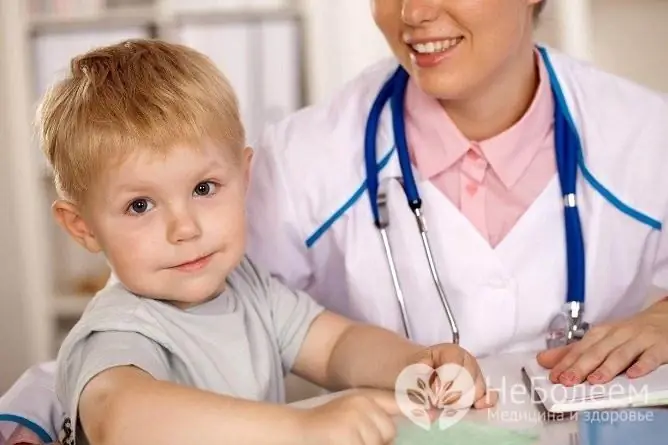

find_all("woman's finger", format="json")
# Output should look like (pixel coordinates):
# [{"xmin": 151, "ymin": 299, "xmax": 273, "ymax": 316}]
[
  {"xmin": 536, "ymin": 343, "xmax": 572, "ymax": 369},
  {"xmin": 562, "ymin": 326, "xmax": 637, "ymax": 385},
  {"xmin": 546, "ymin": 326, "xmax": 611, "ymax": 384},
  {"xmin": 626, "ymin": 344, "xmax": 668, "ymax": 378},
  {"xmin": 587, "ymin": 331, "xmax": 657, "ymax": 383}
]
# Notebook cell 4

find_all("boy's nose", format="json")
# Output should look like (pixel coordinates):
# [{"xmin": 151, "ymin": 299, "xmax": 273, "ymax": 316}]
[{"xmin": 167, "ymin": 209, "xmax": 202, "ymax": 244}]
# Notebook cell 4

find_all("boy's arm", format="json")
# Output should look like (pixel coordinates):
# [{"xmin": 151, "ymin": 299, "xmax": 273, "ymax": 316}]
[
  {"xmin": 60, "ymin": 331, "xmax": 308, "ymax": 445},
  {"xmin": 259, "ymin": 266, "xmax": 423, "ymax": 392},
  {"xmin": 291, "ymin": 311, "xmax": 425, "ymax": 392},
  {"xmin": 79, "ymin": 366, "xmax": 304, "ymax": 445}
]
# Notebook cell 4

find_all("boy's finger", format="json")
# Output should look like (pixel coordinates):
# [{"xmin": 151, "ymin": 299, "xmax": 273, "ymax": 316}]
[
  {"xmin": 353, "ymin": 388, "xmax": 400, "ymax": 416},
  {"xmin": 474, "ymin": 388, "xmax": 498, "ymax": 409}
]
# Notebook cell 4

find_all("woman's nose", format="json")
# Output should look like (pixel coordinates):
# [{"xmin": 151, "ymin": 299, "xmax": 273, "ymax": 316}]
[{"xmin": 402, "ymin": 0, "xmax": 440, "ymax": 26}]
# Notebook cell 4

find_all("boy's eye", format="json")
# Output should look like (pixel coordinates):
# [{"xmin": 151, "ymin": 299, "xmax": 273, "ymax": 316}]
[
  {"xmin": 193, "ymin": 181, "xmax": 217, "ymax": 196},
  {"xmin": 128, "ymin": 198, "xmax": 153, "ymax": 214}
]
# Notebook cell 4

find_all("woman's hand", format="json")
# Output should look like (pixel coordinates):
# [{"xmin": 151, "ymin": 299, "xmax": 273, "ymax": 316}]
[{"xmin": 536, "ymin": 299, "xmax": 668, "ymax": 386}]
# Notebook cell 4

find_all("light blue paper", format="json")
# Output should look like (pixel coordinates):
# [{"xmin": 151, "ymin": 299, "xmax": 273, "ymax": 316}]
[
  {"xmin": 578, "ymin": 408, "xmax": 668, "ymax": 445},
  {"xmin": 393, "ymin": 418, "xmax": 540, "ymax": 445}
]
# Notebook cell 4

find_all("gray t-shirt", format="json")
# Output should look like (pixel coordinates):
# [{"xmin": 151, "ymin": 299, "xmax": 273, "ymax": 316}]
[{"xmin": 55, "ymin": 256, "xmax": 324, "ymax": 445}]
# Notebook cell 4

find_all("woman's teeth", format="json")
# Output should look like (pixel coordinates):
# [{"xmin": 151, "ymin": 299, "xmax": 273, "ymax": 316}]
[{"xmin": 411, "ymin": 37, "xmax": 463, "ymax": 54}]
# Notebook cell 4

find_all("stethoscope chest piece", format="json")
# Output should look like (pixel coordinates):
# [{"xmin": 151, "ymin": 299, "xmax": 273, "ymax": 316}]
[{"xmin": 545, "ymin": 302, "xmax": 589, "ymax": 348}]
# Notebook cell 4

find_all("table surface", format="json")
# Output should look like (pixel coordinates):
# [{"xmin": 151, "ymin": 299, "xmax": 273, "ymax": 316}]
[{"xmin": 289, "ymin": 351, "xmax": 580, "ymax": 445}]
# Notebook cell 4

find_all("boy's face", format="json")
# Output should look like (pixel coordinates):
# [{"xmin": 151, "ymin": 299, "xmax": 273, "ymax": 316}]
[{"xmin": 57, "ymin": 142, "xmax": 252, "ymax": 307}]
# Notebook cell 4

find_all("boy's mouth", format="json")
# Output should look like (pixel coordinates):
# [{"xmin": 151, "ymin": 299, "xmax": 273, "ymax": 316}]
[{"xmin": 171, "ymin": 253, "xmax": 215, "ymax": 272}]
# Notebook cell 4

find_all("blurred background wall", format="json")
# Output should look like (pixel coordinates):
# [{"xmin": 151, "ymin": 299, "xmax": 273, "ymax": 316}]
[{"xmin": 0, "ymin": 0, "xmax": 666, "ymax": 392}]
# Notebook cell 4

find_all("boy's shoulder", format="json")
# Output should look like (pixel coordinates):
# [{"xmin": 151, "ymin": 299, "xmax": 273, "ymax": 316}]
[
  {"xmin": 56, "ymin": 283, "xmax": 173, "ymax": 363},
  {"xmin": 224, "ymin": 255, "xmax": 323, "ymax": 320},
  {"xmin": 226, "ymin": 255, "xmax": 270, "ymax": 292},
  {"xmin": 225, "ymin": 255, "xmax": 281, "ymax": 307},
  {"xmin": 70, "ymin": 281, "xmax": 157, "ymax": 335},
  {"xmin": 80, "ymin": 280, "xmax": 143, "ymax": 314}
]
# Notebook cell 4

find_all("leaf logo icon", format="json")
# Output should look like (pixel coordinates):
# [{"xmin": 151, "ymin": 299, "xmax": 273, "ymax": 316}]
[{"xmin": 395, "ymin": 363, "xmax": 476, "ymax": 431}]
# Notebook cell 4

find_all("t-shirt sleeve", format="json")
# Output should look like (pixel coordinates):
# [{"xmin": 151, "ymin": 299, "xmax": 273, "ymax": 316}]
[
  {"xmin": 264, "ymin": 274, "xmax": 325, "ymax": 374},
  {"xmin": 57, "ymin": 330, "xmax": 171, "ymax": 445}
]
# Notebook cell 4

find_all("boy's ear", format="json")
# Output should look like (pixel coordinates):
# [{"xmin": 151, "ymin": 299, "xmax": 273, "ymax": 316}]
[
  {"xmin": 242, "ymin": 145, "xmax": 254, "ymax": 189},
  {"xmin": 52, "ymin": 200, "xmax": 102, "ymax": 253}
]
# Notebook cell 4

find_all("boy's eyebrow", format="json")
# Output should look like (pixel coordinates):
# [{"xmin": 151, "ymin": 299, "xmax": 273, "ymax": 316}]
[
  {"xmin": 110, "ymin": 162, "xmax": 233, "ymax": 195},
  {"xmin": 110, "ymin": 181, "xmax": 160, "ymax": 197},
  {"xmin": 193, "ymin": 160, "xmax": 234, "ymax": 179}
]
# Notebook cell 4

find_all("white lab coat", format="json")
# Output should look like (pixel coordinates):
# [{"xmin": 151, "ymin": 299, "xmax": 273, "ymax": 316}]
[{"xmin": 246, "ymin": 47, "xmax": 668, "ymax": 357}]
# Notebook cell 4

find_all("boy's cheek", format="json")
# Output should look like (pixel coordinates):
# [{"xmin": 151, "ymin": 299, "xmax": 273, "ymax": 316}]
[{"xmin": 104, "ymin": 232, "xmax": 158, "ymax": 270}]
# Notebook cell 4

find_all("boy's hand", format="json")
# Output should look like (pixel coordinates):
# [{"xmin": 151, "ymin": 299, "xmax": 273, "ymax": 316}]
[
  {"xmin": 298, "ymin": 392, "xmax": 397, "ymax": 445},
  {"xmin": 406, "ymin": 344, "xmax": 498, "ymax": 410}
]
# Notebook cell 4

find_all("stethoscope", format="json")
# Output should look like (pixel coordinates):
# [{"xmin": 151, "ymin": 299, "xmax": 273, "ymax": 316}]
[{"xmin": 363, "ymin": 47, "xmax": 588, "ymax": 348}]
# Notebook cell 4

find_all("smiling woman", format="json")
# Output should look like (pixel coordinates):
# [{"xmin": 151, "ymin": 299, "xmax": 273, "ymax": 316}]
[{"xmin": 244, "ymin": 0, "xmax": 668, "ymax": 386}]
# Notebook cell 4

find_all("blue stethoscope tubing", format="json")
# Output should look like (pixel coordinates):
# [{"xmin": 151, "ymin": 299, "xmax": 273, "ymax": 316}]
[{"xmin": 364, "ymin": 47, "xmax": 585, "ymax": 343}]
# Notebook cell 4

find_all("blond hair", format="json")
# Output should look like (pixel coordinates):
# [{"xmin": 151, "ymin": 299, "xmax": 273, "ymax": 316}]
[{"xmin": 37, "ymin": 38, "xmax": 245, "ymax": 203}]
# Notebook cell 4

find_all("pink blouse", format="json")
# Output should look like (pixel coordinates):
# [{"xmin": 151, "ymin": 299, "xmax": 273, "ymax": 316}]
[{"xmin": 404, "ymin": 53, "xmax": 556, "ymax": 247}]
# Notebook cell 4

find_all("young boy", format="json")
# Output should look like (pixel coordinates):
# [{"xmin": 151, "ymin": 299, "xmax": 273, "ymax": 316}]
[{"xmin": 38, "ymin": 39, "xmax": 494, "ymax": 445}]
